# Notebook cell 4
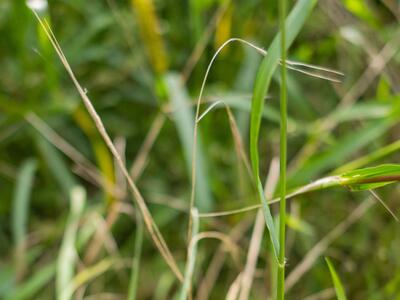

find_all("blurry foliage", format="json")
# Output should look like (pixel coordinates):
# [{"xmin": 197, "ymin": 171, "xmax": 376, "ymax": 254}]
[{"xmin": 0, "ymin": 0, "xmax": 399, "ymax": 299}]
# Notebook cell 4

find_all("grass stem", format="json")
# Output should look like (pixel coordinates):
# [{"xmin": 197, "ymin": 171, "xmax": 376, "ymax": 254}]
[{"xmin": 277, "ymin": 0, "xmax": 288, "ymax": 299}]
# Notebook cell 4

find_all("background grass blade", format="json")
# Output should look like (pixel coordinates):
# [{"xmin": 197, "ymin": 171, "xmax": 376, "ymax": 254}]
[
  {"xmin": 12, "ymin": 159, "xmax": 38, "ymax": 280},
  {"xmin": 8, "ymin": 263, "xmax": 56, "ymax": 300},
  {"xmin": 325, "ymin": 257, "xmax": 347, "ymax": 300},
  {"xmin": 334, "ymin": 139, "xmax": 400, "ymax": 173},
  {"xmin": 165, "ymin": 73, "xmax": 213, "ymax": 212},
  {"xmin": 36, "ymin": 136, "xmax": 76, "ymax": 198},
  {"xmin": 288, "ymin": 118, "xmax": 396, "ymax": 187},
  {"xmin": 62, "ymin": 257, "xmax": 123, "ymax": 300},
  {"xmin": 127, "ymin": 212, "xmax": 144, "ymax": 300},
  {"xmin": 130, "ymin": 0, "xmax": 168, "ymax": 75}
]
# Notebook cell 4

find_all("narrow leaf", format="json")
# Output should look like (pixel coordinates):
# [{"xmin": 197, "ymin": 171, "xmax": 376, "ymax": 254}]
[
  {"xmin": 325, "ymin": 257, "xmax": 347, "ymax": 300},
  {"xmin": 8, "ymin": 263, "xmax": 56, "ymax": 300},
  {"xmin": 127, "ymin": 213, "xmax": 144, "ymax": 300},
  {"xmin": 250, "ymin": 0, "xmax": 317, "ymax": 260},
  {"xmin": 339, "ymin": 164, "xmax": 400, "ymax": 191},
  {"xmin": 165, "ymin": 73, "xmax": 213, "ymax": 211},
  {"xmin": 12, "ymin": 159, "xmax": 37, "ymax": 279}
]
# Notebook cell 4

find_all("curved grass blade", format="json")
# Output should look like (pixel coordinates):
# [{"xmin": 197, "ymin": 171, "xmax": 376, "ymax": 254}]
[
  {"xmin": 325, "ymin": 257, "xmax": 347, "ymax": 300},
  {"xmin": 250, "ymin": 0, "xmax": 317, "ymax": 260},
  {"xmin": 62, "ymin": 257, "xmax": 123, "ymax": 300}
]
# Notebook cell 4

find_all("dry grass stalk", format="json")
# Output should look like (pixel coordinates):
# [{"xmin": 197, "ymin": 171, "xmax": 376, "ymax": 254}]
[
  {"xmin": 32, "ymin": 12, "xmax": 183, "ymax": 281},
  {"xmin": 195, "ymin": 218, "xmax": 252, "ymax": 300},
  {"xmin": 226, "ymin": 273, "xmax": 243, "ymax": 300}
]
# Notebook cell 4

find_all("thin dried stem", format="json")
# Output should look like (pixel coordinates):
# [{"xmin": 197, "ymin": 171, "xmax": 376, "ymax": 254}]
[
  {"xmin": 195, "ymin": 219, "xmax": 252, "ymax": 300},
  {"xmin": 32, "ymin": 12, "xmax": 183, "ymax": 281},
  {"xmin": 226, "ymin": 273, "xmax": 243, "ymax": 300}
]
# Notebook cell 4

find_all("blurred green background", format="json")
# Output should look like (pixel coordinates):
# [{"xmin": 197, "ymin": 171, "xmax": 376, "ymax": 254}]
[{"xmin": 0, "ymin": 0, "xmax": 399, "ymax": 299}]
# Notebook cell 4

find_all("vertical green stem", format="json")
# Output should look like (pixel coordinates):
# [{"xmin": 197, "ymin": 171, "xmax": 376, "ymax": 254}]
[
  {"xmin": 127, "ymin": 211, "xmax": 144, "ymax": 300},
  {"xmin": 277, "ymin": 0, "xmax": 287, "ymax": 299}
]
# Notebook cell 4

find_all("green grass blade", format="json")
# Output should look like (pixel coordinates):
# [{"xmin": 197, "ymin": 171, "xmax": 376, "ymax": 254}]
[
  {"xmin": 8, "ymin": 263, "xmax": 56, "ymax": 300},
  {"xmin": 154, "ymin": 273, "xmax": 175, "ymax": 300},
  {"xmin": 339, "ymin": 164, "xmax": 400, "ymax": 191},
  {"xmin": 251, "ymin": 0, "xmax": 318, "ymax": 176},
  {"xmin": 189, "ymin": 0, "xmax": 203, "ymax": 39},
  {"xmin": 277, "ymin": 0, "xmax": 288, "ymax": 297},
  {"xmin": 250, "ymin": 0, "xmax": 317, "ymax": 260},
  {"xmin": 0, "ymin": 265, "xmax": 14, "ymax": 297},
  {"xmin": 325, "ymin": 257, "xmax": 348, "ymax": 300},
  {"xmin": 127, "ymin": 213, "xmax": 144, "ymax": 300},
  {"xmin": 57, "ymin": 186, "xmax": 86, "ymax": 300},
  {"xmin": 334, "ymin": 139, "xmax": 400, "ymax": 173},
  {"xmin": 165, "ymin": 73, "xmax": 213, "ymax": 211},
  {"xmin": 36, "ymin": 136, "xmax": 76, "ymax": 198},
  {"xmin": 341, "ymin": 164, "xmax": 400, "ymax": 179},
  {"xmin": 0, "ymin": 245, "xmax": 48, "ymax": 298},
  {"xmin": 328, "ymin": 101, "xmax": 394, "ymax": 123},
  {"xmin": 12, "ymin": 159, "xmax": 37, "ymax": 247},
  {"xmin": 256, "ymin": 178, "xmax": 279, "ymax": 256},
  {"xmin": 12, "ymin": 159, "xmax": 38, "ymax": 279},
  {"xmin": 285, "ymin": 214, "xmax": 315, "ymax": 236},
  {"xmin": 289, "ymin": 118, "xmax": 395, "ymax": 187},
  {"xmin": 10, "ymin": 0, "xmax": 31, "ymax": 67}
]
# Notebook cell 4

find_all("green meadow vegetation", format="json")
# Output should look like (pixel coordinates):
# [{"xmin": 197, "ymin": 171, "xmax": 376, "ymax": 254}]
[{"xmin": 1, "ymin": 0, "xmax": 400, "ymax": 299}]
